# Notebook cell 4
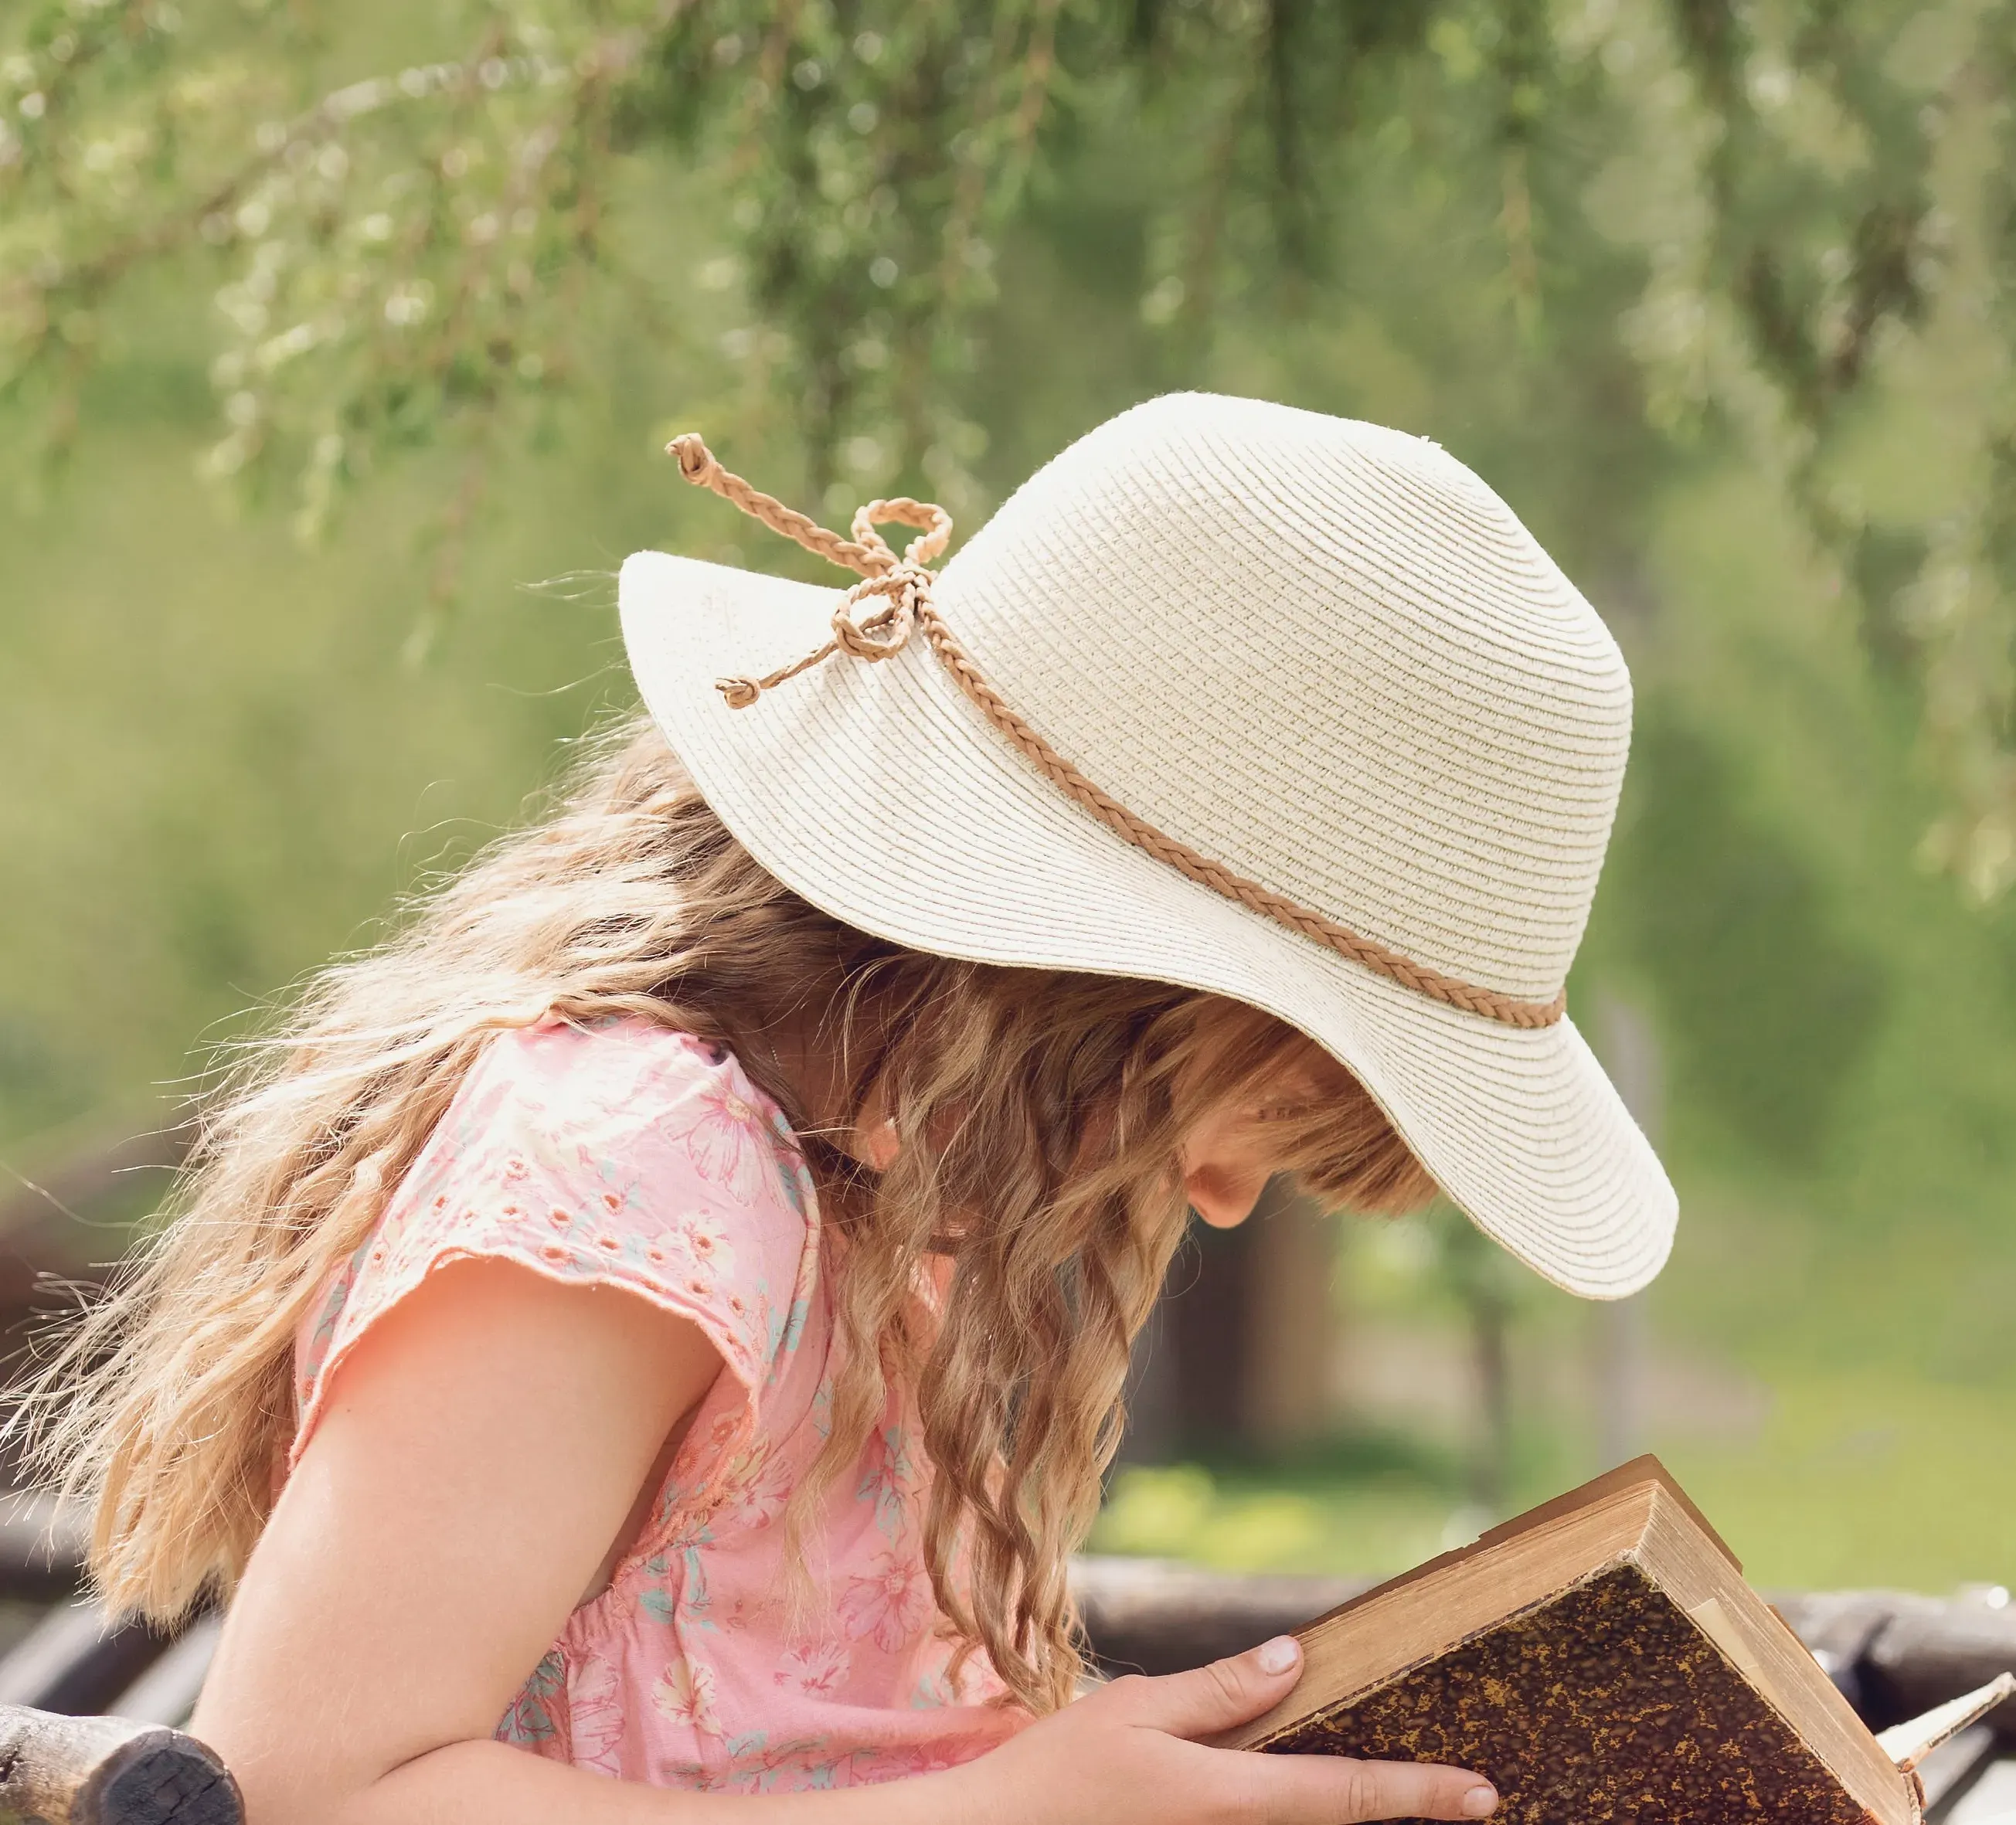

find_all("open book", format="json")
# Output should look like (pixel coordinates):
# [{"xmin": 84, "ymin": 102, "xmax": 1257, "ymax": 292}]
[{"xmin": 1219, "ymin": 1456, "xmax": 2013, "ymax": 1823}]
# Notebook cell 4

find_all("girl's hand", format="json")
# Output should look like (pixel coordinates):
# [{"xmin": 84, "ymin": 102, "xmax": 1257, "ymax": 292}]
[{"xmin": 946, "ymin": 1636, "xmax": 1498, "ymax": 1825}]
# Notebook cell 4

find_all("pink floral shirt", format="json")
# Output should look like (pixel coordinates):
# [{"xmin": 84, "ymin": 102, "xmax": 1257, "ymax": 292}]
[{"xmin": 290, "ymin": 1017, "xmax": 1025, "ymax": 1790}]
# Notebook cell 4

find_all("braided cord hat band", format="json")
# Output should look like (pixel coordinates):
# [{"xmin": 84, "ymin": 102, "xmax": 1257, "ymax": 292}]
[{"xmin": 668, "ymin": 434, "xmax": 1567, "ymax": 1032}]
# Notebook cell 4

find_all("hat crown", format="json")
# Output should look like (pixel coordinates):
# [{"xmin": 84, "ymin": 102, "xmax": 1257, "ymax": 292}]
[{"xmin": 935, "ymin": 394, "xmax": 1632, "ymax": 1004}]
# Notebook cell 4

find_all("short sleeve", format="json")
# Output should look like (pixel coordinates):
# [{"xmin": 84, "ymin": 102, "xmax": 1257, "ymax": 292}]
[{"xmin": 290, "ymin": 1018, "xmax": 821, "ymax": 1504}]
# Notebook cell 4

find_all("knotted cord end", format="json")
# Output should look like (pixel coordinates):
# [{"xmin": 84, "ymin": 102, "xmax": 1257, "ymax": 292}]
[
  {"xmin": 667, "ymin": 433, "xmax": 712, "ymax": 484},
  {"xmin": 716, "ymin": 676, "xmax": 762, "ymax": 709}
]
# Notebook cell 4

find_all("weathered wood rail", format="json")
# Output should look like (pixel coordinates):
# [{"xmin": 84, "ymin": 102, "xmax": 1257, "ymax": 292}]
[
  {"xmin": 2, "ymin": 1542, "xmax": 2013, "ymax": 1825},
  {"xmin": 0, "ymin": 1708, "xmax": 237, "ymax": 1825}
]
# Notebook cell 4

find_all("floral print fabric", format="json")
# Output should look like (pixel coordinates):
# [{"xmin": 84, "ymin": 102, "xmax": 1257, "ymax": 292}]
[{"xmin": 291, "ymin": 1017, "xmax": 1023, "ymax": 1790}]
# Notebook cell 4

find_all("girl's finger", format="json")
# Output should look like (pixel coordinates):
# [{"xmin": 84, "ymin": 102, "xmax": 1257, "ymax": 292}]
[
  {"xmin": 1228, "ymin": 1749, "xmax": 1498, "ymax": 1824},
  {"xmin": 1095, "ymin": 1636, "xmax": 1307, "ymax": 1737}
]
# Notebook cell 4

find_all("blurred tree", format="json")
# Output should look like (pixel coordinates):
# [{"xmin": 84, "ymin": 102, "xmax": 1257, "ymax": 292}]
[
  {"xmin": 1438, "ymin": 1208, "xmax": 1519, "ymax": 1515},
  {"xmin": 1614, "ymin": 709, "xmax": 1887, "ymax": 1166},
  {"xmin": 4, "ymin": 0, "xmax": 2014, "ymax": 893},
  {"xmin": 1136, "ymin": 1181, "xmax": 1341, "ymax": 1460}
]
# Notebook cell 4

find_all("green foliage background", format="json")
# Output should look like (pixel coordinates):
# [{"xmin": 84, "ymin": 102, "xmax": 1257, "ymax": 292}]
[{"xmin": 7, "ymin": 0, "xmax": 2016, "ymax": 1588}]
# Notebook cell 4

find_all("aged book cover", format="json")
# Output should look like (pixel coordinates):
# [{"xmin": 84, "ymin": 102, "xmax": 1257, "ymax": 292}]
[{"xmin": 1219, "ymin": 1456, "xmax": 1968, "ymax": 1825}]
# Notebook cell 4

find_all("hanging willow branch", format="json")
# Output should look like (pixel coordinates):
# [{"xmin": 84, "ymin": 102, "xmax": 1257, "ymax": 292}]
[
  {"xmin": 1638, "ymin": 0, "xmax": 2014, "ymax": 892},
  {"xmin": 2, "ymin": 0, "xmax": 2014, "ymax": 892}
]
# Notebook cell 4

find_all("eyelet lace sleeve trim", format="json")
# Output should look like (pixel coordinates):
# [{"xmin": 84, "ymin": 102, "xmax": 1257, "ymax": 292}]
[{"xmin": 290, "ymin": 1018, "xmax": 822, "ymax": 1539}]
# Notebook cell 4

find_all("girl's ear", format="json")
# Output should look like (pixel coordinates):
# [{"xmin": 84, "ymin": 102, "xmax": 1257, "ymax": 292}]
[{"xmin": 1183, "ymin": 1157, "xmax": 1270, "ymax": 1229}]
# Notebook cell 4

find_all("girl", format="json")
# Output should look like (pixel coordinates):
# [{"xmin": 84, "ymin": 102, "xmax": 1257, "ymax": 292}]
[{"xmin": 32, "ymin": 393, "xmax": 1674, "ymax": 1825}]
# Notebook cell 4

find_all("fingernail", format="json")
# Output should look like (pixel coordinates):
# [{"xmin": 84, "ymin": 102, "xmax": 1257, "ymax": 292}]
[
  {"xmin": 1462, "ymin": 1786, "xmax": 1498, "ymax": 1817},
  {"xmin": 1256, "ymin": 1636, "xmax": 1300, "ymax": 1676}
]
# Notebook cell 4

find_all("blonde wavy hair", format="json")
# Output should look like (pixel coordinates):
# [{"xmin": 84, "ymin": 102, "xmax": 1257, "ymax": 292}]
[{"xmin": 24, "ymin": 715, "xmax": 1435, "ymax": 1712}]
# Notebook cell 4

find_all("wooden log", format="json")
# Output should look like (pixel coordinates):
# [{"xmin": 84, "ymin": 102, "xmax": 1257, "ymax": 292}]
[
  {"xmin": 0, "ymin": 1495, "xmax": 89, "ymax": 1602},
  {"xmin": 0, "ymin": 1706, "xmax": 240, "ymax": 1825},
  {"xmin": 1861, "ymin": 1595, "xmax": 2016, "ymax": 1738},
  {"xmin": 0, "ymin": 1601, "xmax": 169, "ymax": 1720},
  {"xmin": 104, "ymin": 1619, "xmax": 223, "ymax": 1730},
  {"xmin": 1071, "ymin": 1555, "xmax": 1368, "ymax": 1675},
  {"xmin": 0, "ymin": 1121, "xmax": 194, "ymax": 1246},
  {"xmin": 1770, "ymin": 1589, "xmax": 1907, "ymax": 1710},
  {"xmin": 0, "ymin": 1119, "xmax": 194, "ymax": 1392}
]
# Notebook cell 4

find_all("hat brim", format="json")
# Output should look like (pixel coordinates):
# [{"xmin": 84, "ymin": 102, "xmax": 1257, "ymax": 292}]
[{"xmin": 620, "ymin": 550, "xmax": 1676, "ymax": 1299}]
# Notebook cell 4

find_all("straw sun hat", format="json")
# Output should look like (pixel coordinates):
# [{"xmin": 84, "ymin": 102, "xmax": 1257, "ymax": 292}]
[{"xmin": 619, "ymin": 392, "xmax": 1676, "ymax": 1300}]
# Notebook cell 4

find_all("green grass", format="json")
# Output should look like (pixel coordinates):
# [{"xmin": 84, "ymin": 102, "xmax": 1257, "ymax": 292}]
[
  {"xmin": 1093, "ymin": 1354, "xmax": 2016, "ymax": 1592},
  {"xmin": 1093, "ymin": 1459, "xmax": 1471, "ymax": 1579},
  {"xmin": 1095, "ymin": 1176, "xmax": 2016, "ymax": 1591}
]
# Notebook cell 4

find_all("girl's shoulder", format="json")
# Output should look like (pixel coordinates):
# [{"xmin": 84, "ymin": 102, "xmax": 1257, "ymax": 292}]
[
  {"xmin": 457, "ymin": 1013, "xmax": 781, "ymax": 1140},
  {"xmin": 436, "ymin": 1012, "xmax": 815, "ymax": 1236},
  {"xmin": 291, "ymin": 1015, "xmax": 821, "ymax": 1469}
]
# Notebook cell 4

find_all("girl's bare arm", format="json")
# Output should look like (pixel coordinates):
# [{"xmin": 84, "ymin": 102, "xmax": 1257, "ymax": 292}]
[{"xmin": 193, "ymin": 1261, "xmax": 1494, "ymax": 1825}]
